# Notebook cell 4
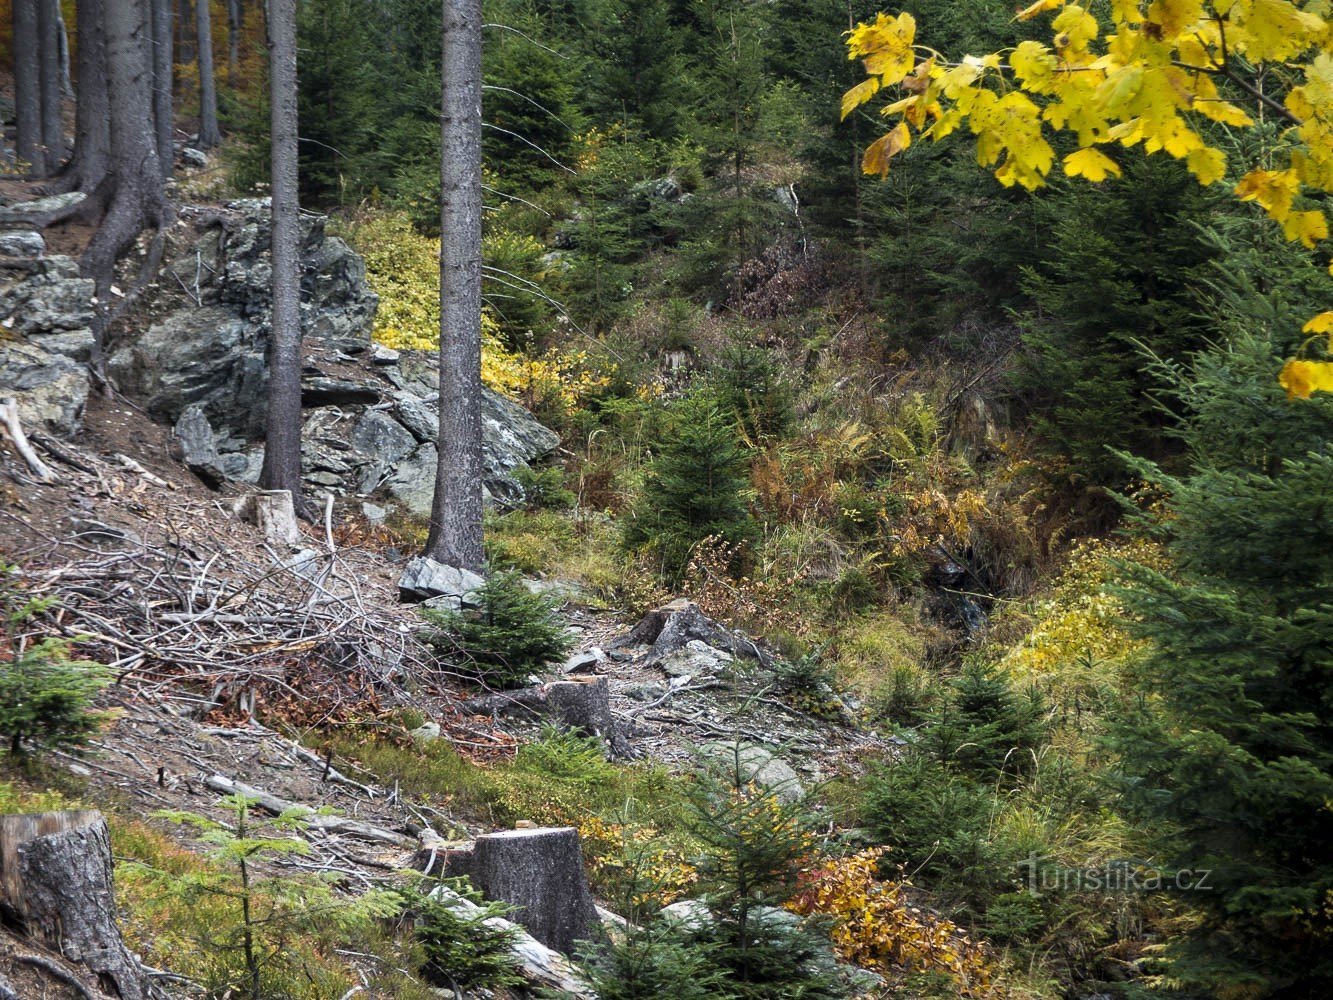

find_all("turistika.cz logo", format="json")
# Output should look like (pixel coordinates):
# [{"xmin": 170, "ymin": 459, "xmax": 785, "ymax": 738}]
[{"xmin": 1020, "ymin": 855, "xmax": 1214, "ymax": 897}]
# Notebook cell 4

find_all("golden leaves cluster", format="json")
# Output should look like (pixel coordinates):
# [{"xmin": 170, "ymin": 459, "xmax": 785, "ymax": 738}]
[
  {"xmin": 788, "ymin": 848, "xmax": 1005, "ymax": 997},
  {"xmin": 843, "ymin": 1, "xmax": 1333, "ymax": 396}
]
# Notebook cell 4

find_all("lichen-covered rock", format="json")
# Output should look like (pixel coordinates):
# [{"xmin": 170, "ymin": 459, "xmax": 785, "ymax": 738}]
[
  {"xmin": 398, "ymin": 556, "xmax": 485, "ymax": 603},
  {"xmin": 700, "ymin": 741, "xmax": 804, "ymax": 802}
]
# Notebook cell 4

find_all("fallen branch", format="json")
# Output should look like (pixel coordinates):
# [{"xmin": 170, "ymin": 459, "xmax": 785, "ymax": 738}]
[
  {"xmin": 0, "ymin": 399, "xmax": 57, "ymax": 482},
  {"xmin": 203, "ymin": 774, "xmax": 421, "ymax": 850}
]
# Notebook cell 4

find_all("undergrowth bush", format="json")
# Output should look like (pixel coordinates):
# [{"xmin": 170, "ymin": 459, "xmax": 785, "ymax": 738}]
[{"xmin": 0, "ymin": 565, "xmax": 109, "ymax": 755}]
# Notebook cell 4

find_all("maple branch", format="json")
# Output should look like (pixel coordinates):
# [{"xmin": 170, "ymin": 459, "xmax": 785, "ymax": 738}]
[{"xmin": 1206, "ymin": 13, "xmax": 1300, "ymax": 125}]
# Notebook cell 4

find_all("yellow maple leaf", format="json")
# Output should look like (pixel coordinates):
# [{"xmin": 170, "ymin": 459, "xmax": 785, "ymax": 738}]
[
  {"xmin": 1235, "ymin": 167, "xmax": 1301, "ymax": 219},
  {"xmin": 841, "ymin": 77, "xmax": 882, "ymax": 120},
  {"xmin": 1064, "ymin": 147, "xmax": 1122, "ymax": 181},
  {"xmin": 1278, "ymin": 358, "xmax": 1333, "ymax": 399},
  {"xmin": 1016, "ymin": 0, "xmax": 1063, "ymax": 21},
  {"xmin": 1146, "ymin": 0, "xmax": 1205, "ymax": 39},
  {"xmin": 1283, "ymin": 209, "xmax": 1329, "ymax": 248},
  {"xmin": 1302, "ymin": 311, "xmax": 1333, "ymax": 335},
  {"xmin": 862, "ymin": 122, "xmax": 912, "ymax": 177},
  {"xmin": 848, "ymin": 12, "xmax": 918, "ymax": 85},
  {"xmin": 1186, "ymin": 146, "xmax": 1227, "ymax": 185}
]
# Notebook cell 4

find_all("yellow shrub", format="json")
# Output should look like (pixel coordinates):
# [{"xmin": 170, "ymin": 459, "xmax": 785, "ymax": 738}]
[
  {"xmin": 999, "ymin": 537, "xmax": 1167, "ymax": 686},
  {"xmin": 352, "ymin": 211, "xmax": 613, "ymax": 415},
  {"xmin": 789, "ymin": 848, "xmax": 1006, "ymax": 997}
]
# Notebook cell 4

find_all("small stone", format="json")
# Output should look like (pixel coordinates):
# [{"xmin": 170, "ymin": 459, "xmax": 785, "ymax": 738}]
[
  {"xmin": 173, "ymin": 405, "xmax": 227, "ymax": 487},
  {"xmin": 371, "ymin": 343, "xmax": 400, "ymax": 365},
  {"xmin": 181, "ymin": 146, "xmax": 209, "ymax": 168},
  {"xmin": 410, "ymin": 721, "xmax": 442, "ymax": 743},
  {"xmin": 283, "ymin": 547, "xmax": 324, "ymax": 579},
  {"xmin": 562, "ymin": 648, "xmax": 604, "ymax": 675},
  {"xmin": 0, "ymin": 230, "xmax": 44, "ymax": 258},
  {"xmin": 361, "ymin": 501, "xmax": 388, "ymax": 525},
  {"xmin": 623, "ymin": 682, "xmax": 668, "ymax": 702}
]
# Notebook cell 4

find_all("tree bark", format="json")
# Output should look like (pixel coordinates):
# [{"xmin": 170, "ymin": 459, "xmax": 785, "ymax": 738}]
[
  {"xmin": 176, "ymin": 0, "xmax": 194, "ymax": 64},
  {"xmin": 0, "ymin": 811, "xmax": 153, "ymax": 1000},
  {"xmin": 150, "ymin": 0, "xmax": 174, "ymax": 179},
  {"xmin": 258, "ymin": 0, "xmax": 307, "ymax": 516},
  {"xmin": 195, "ymin": 0, "xmax": 221, "ymax": 148},
  {"xmin": 36, "ymin": 0, "xmax": 66, "ymax": 173},
  {"xmin": 13, "ymin": 0, "xmax": 43, "ymax": 173},
  {"xmin": 427, "ymin": 0, "xmax": 485, "ymax": 571},
  {"xmin": 56, "ymin": 3, "xmax": 73, "ymax": 97},
  {"xmin": 80, "ymin": 0, "xmax": 172, "ymax": 375}
]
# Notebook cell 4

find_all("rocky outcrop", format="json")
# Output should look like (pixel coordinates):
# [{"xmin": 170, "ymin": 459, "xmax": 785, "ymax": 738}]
[
  {"xmin": 0, "ymin": 255, "xmax": 96, "ymax": 436},
  {"xmin": 103, "ymin": 198, "xmax": 558, "ymax": 511}
]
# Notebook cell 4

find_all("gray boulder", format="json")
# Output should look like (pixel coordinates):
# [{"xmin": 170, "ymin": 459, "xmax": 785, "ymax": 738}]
[
  {"xmin": 0, "ymin": 191, "xmax": 85, "ymax": 223},
  {"xmin": 398, "ymin": 556, "xmax": 484, "ymax": 604},
  {"xmin": 173, "ymin": 405, "xmax": 228, "ymax": 487},
  {"xmin": 0, "ymin": 230, "xmax": 44, "ymax": 258},
  {"xmin": 700, "ymin": 741, "xmax": 803, "ymax": 802},
  {"xmin": 659, "ymin": 639, "xmax": 732, "ymax": 679},
  {"xmin": 103, "ymin": 199, "xmax": 559, "ymax": 508},
  {"xmin": 0, "ymin": 255, "xmax": 97, "ymax": 435}
]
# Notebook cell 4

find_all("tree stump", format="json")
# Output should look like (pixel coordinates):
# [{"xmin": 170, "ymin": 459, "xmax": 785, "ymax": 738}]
[
  {"xmin": 446, "ymin": 826, "xmax": 599, "ymax": 955},
  {"xmin": 0, "ymin": 811, "xmax": 151, "ymax": 1000},
  {"xmin": 231, "ymin": 490, "xmax": 303, "ymax": 546},
  {"xmin": 456, "ymin": 676, "xmax": 632, "ymax": 756}
]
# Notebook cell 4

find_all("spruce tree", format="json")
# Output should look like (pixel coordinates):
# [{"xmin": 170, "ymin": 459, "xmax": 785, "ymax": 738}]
[
  {"xmin": 1111, "ymin": 321, "xmax": 1333, "ymax": 996},
  {"xmin": 624, "ymin": 391, "xmax": 757, "ymax": 580}
]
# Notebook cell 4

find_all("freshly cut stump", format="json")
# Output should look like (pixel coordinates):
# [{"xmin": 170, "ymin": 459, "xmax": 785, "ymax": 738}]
[
  {"xmin": 446, "ymin": 826, "xmax": 598, "ymax": 955},
  {"xmin": 0, "ymin": 811, "xmax": 151, "ymax": 1000}
]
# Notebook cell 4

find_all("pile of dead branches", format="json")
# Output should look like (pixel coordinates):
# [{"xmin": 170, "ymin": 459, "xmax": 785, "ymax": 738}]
[{"xmin": 2, "ymin": 480, "xmax": 448, "ymax": 723}]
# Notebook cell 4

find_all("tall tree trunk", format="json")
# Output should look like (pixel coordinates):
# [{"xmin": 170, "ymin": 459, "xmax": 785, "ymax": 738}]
[
  {"xmin": 195, "ymin": 0, "xmax": 221, "ymax": 147},
  {"xmin": 13, "ymin": 0, "xmax": 42, "ymax": 173},
  {"xmin": 51, "ymin": 0, "xmax": 111, "ymax": 197},
  {"xmin": 81, "ymin": 0, "xmax": 172, "ymax": 376},
  {"xmin": 258, "ymin": 0, "xmax": 307, "ymax": 516},
  {"xmin": 426, "ymin": 0, "xmax": 485, "ymax": 571},
  {"xmin": 176, "ymin": 0, "xmax": 195, "ymax": 64},
  {"xmin": 151, "ymin": 0, "xmax": 174, "ymax": 179},
  {"xmin": 73, "ymin": 0, "xmax": 111, "ymax": 192},
  {"xmin": 36, "ymin": 0, "xmax": 66, "ymax": 173},
  {"xmin": 227, "ymin": 0, "xmax": 242, "ymax": 83}
]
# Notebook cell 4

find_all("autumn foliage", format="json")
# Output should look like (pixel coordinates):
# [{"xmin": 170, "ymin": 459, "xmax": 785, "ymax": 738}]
[
  {"xmin": 789, "ymin": 848, "xmax": 1004, "ymax": 997},
  {"xmin": 843, "ymin": 0, "xmax": 1333, "ymax": 395}
]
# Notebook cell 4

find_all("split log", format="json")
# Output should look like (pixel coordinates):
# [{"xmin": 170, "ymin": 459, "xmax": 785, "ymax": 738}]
[
  {"xmin": 0, "ymin": 811, "xmax": 153, "ymax": 999},
  {"xmin": 0, "ymin": 399, "xmax": 57, "ymax": 483},
  {"xmin": 445, "ymin": 826, "xmax": 599, "ymax": 956},
  {"xmin": 428, "ymin": 883, "xmax": 594, "ymax": 998}
]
